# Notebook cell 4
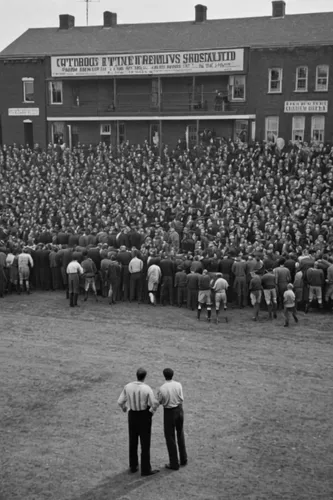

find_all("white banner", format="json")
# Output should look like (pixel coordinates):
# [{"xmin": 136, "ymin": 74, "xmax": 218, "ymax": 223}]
[
  {"xmin": 51, "ymin": 49, "xmax": 244, "ymax": 77},
  {"xmin": 284, "ymin": 101, "xmax": 328, "ymax": 113},
  {"xmin": 8, "ymin": 108, "xmax": 39, "ymax": 116}
]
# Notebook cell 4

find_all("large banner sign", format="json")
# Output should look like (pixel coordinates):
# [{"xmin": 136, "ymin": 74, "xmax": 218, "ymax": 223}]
[
  {"xmin": 284, "ymin": 101, "xmax": 328, "ymax": 113},
  {"xmin": 51, "ymin": 49, "xmax": 244, "ymax": 77}
]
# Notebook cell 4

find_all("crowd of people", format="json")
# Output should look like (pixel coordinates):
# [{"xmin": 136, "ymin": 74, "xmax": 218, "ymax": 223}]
[{"xmin": 0, "ymin": 136, "xmax": 333, "ymax": 323}]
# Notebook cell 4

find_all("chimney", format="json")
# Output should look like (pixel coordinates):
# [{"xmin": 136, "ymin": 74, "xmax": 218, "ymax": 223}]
[
  {"xmin": 195, "ymin": 4, "xmax": 207, "ymax": 23},
  {"xmin": 103, "ymin": 11, "xmax": 117, "ymax": 27},
  {"xmin": 272, "ymin": 1, "xmax": 286, "ymax": 18},
  {"xmin": 59, "ymin": 14, "xmax": 75, "ymax": 29}
]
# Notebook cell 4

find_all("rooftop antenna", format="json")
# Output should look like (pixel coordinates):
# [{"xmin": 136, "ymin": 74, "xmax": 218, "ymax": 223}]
[{"xmin": 78, "ymin": 0, "xmax": 100, "ymax": 26}]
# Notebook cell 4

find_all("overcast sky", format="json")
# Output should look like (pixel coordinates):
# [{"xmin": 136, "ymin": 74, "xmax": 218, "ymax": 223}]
[{"xmin": 1, "ymin": 0, "xmax": 332, "ymax": 51}]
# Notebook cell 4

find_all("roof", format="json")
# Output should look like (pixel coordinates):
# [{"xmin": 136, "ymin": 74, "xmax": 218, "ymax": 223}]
[{"xmin": 1, "ymin": 12, "xmax": 333, "ymax": 58}]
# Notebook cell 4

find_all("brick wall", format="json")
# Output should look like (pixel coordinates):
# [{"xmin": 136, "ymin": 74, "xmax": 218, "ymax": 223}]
[
  {"xmin": 0, "ymin": 59, "xmax": 47, "ymax": 147},
  {"xmin": 248, "ymin": 46, "xmax": 333, "ymax": 142}
]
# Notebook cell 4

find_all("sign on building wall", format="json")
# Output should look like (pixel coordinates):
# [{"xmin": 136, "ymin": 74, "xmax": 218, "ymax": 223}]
[
  {"xmin": 8, "ymin": 108, "xmax": 39, "ymax": 116},
  {"xmin": 51, "ymin": 49, "xmax": 244, "ymax": 77},
  {"xmin": 284, "ymin": 101, "xmax": 328, "ymax": 113}
]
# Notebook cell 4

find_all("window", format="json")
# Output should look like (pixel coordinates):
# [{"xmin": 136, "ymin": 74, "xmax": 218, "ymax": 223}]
[
  {"xmin": 22, "ymin": 78, "xmax": 34, "ymax": 102},
  {"xmin": 316, "ymin": 65, "xmax": 329, "ymax": 92},
  {"xmin": 311, "ymin": 116, "xmax": 325, "ymax": 142},
  {"xmin": 100, "ymin": 124, "xmax": 111, "ymax": 135},
  {"xmin": 268, "ymin": 68, "xmax": 283, "ymax": 93},
  {"xmin": 118, "ymin": 123, "xmax": 126, "ymax": 144},
  {"xmin": 186, "ymin": 125, "xmax": 197, "ymax": 148},
  {"xmin": 72, "ymin": 125, "xmax": 79, "ymax": 147},
  {"xmin": 292, "ymin": 116, "xmax": 305, "ymax": 142},
  {"xmin": 150, "ymin": 123, "xmax": 160, "ymax": 146},
  {"xmin": 230, "ymin": 75, "xmax": 246, "ymax": 100},
  {"xmin": 295, "ymin": 66, "xmax": 308, "ymax": 92},
  {"xmin": 234, "ymin": 120, "xmax": 248, "ymax": 142},
  {"xmin": 49, "ymin": 81, "xmax": 63, "ymax": 104},
  {"xmin": 265, "ymin": 116, "xmax": 279, "ymax": 142}
]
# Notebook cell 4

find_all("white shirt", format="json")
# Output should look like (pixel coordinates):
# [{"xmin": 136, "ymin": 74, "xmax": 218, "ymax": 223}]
[
  {"xmin": 66, "ymin": 261, "xmax": 84, "ymax": 274},
  {"xmin": 129, "ymin": 256, "xmax": 143, "ymax": 274},
  {"xmin": 18, "ymin": 253, "xmax": 34, "ymax": 268},
  {"xmin": 157, "ymin": 380, "xmax": 184, "ymax": 409},
  {"xmin": 6, "ymin": 253, "xmax": 15, "ymax": 267},
  {"xmin": 117, "ymin": 381, "xmax": 158, "ymax": 413},
  {"xmin": 213, "ymin": 278, "xmax": 229, "ymax": 292}
]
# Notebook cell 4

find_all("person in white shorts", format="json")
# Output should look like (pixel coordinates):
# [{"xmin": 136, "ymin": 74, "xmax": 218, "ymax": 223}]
[{"xmin": 212, "ymin": 272, "xmax": 229, "ymax": 323}]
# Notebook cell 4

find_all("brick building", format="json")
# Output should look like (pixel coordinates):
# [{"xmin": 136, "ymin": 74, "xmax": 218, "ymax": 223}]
[{"xmin": 0, "ymin": 1, "xmax": 332, "ymax": 148}]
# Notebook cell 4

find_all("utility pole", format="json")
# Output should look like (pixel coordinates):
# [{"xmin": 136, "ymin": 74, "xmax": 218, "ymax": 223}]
[{"xmin": 78, "ymin": 0, "xmax": 100, "ymax": 26}]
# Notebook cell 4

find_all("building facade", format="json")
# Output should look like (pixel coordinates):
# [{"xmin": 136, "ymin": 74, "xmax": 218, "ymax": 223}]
[{"xmin": 0, "ymin": 1, "xmax": 332, "ymax": 148}]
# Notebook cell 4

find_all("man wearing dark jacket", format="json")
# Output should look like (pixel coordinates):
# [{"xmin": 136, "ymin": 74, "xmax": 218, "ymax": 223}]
[{"xmin": 159, "ymin": 254, "xmax": 175, "ymax": 306}]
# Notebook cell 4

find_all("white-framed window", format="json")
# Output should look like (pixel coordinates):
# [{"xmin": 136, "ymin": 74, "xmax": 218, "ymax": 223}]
[
  {"xmin": 49, "ymin": 81, "xmax": 63, "ymax": 104},
  {"xmin": 229, "ymin": 75, "xmax": 246, "ymax": 101},
  {"xmin": 311, "ymin": 116, "xmax": 325, "ymax": 142},
  {"xmin": 292, "ymin": 116, "xmax": 305, "ymax": 142},
  {"xmin": 234, "ymin": 120, "xmax": 248, "ymax": 141},
  {"xmin": 316, "ymin": 65, "xmax": 329, "ymax": 92},
  {"xmin": 100, "ymin": 123, "xmax": 111, "ymax": 135},
  {"xmin": 268, "ymin": 68, "xmax": 283, "ymax": 93},
  {"xmin": 22, "ymin": 77, "xmax": 34, "ymax": 102},
  {"xmin": 187, "ymin": 125, "xmax": 197, "ymax": 147},
  {"xmin": 295, "ymin": 66, "xmax": 308, "ymax": 92},
  {"xmin": 265, "ymin": 116, "xmax": 279, "ymax": 142}
]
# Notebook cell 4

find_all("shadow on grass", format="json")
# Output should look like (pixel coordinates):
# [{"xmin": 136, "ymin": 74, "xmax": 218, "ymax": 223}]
[{"xmin": 71, "ymin": 469, "xmax": 164, "ymax": 500}]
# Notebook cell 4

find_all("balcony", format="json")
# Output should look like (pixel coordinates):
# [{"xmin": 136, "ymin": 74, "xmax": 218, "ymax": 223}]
[{"xmin": 47, "ymin": 90, "xmax": 246, "ymax": 117}]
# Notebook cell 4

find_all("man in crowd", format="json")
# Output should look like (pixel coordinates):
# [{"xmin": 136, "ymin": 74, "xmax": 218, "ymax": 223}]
[
  {"xmin": 18, "ymin": 248, "xmax": 34, "ymax": 294},
  {"xmin": 66, "ymin": 254, "xmax": 84, "ymax": 307},
  {"xmin": 197, "ymin": 269, "xmax": 212, "ymax": 322},
  {"xmin": 261, "ymin": 267, "xmax": 277, "ymax": 319},
  {"xmin": 248, "ymin": 271, "xmax": 262, "ymax": 322},
  {"xmin": 211, "ymin": 272, "xmax": 229, "ymax": 323}
]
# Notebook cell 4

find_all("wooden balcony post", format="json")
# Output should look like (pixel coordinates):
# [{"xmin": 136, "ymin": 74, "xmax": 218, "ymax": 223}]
[
  {"xmin": 113, "ymin": 77, "xmax": 117, "ymax": 110},
  {"xmin": 116, "ymin": 120, "xmax": 119, "ymax": 146},
  {"xmin": 191, "ymin": 76, "xmax": 196, "ymax": 111},
  {"xmin": 158, "ymin": 76, "xmax": 161, "ymax": 112},
  {"xmin": 196, "ymin": 119, "xmax": 199, "ymax": 146},
  {"xmin": 159, "ymin": 120, "xmax": 162, "ymax": 157}
]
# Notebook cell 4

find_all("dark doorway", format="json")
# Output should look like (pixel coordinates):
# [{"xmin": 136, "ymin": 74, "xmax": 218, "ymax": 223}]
[
  {"xmin": 0, "ymin": 115, "xmax": 2, "ymax": 146},
  {"xmin": 24, "ymin": 122, "xmax": 34, "ymax": 148}
]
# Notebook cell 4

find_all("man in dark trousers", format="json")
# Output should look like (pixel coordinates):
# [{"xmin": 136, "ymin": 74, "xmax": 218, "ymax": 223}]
[
  {"xmin": 159, "ymin": 253, "xmax": 175, "ymax": 306},
  {"xmin": 157, "ymin": 368, "xmax": 187, "ymax": 471},
  {"xmin": 117, "ymin": 245, "xmax": 132, "ymax": 301},
  {"xmin": 117, "ymin": 368, "xmax": 159, "ymax": 477}
]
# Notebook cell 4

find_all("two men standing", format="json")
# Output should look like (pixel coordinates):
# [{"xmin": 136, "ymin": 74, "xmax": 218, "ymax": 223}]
[{"xmin": 117, "ymin": 367, "xmax": 187, "ymax": 476}]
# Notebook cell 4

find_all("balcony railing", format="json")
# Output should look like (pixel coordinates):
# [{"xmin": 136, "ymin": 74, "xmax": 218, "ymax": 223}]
[{"xmin": 48, "ymin": 91, "xmax": 245, "ymax": 116}]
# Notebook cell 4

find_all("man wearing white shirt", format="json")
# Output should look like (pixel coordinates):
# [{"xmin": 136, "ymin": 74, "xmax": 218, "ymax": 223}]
[
  {"xmin": 157, "ymin": 368, "xmax": 188, "ymax": 471},
  {"xmin": 129, "ymin": 250, "xmax": 143, "ymax": 303},
  {"xmin": 18, "ymin": 248, "xmax": 34, "ymax": 294},
  {"xmin": 66, "ymin": 256, "xmax": 84, "ymax": 307},
  {"xmin": 118, "ymin": 368, "xmax": 159, "ymax": 477}
]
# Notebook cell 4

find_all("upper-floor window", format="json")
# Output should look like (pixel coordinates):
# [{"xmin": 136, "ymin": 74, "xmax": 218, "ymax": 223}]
[
  {"xmin": 49, "ymin": 81, "xmax": 63, "ymax": 104},
  {"xmin": 295, "ymin": 66, "xmax": 308, "ymax": 92},
  {"xmin": 268, "ymin": 68, "xmax": 282, "ymax": 93},
  {"xmin": 22, "ymin": 78, "xmax": 34, "ymax": 102},
  {"xmin": 230, "ymin": 75, "xmax": 246, "ymax": 100},
  {"xmin": 316, "ymin": 65, "xmax": 329, "ymax": 92}
]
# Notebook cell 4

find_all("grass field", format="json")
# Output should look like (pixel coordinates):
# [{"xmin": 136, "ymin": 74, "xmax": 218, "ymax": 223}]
[{"xmin": 1, "ymin": 292, "xmax": 333, "ymax": 500}]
